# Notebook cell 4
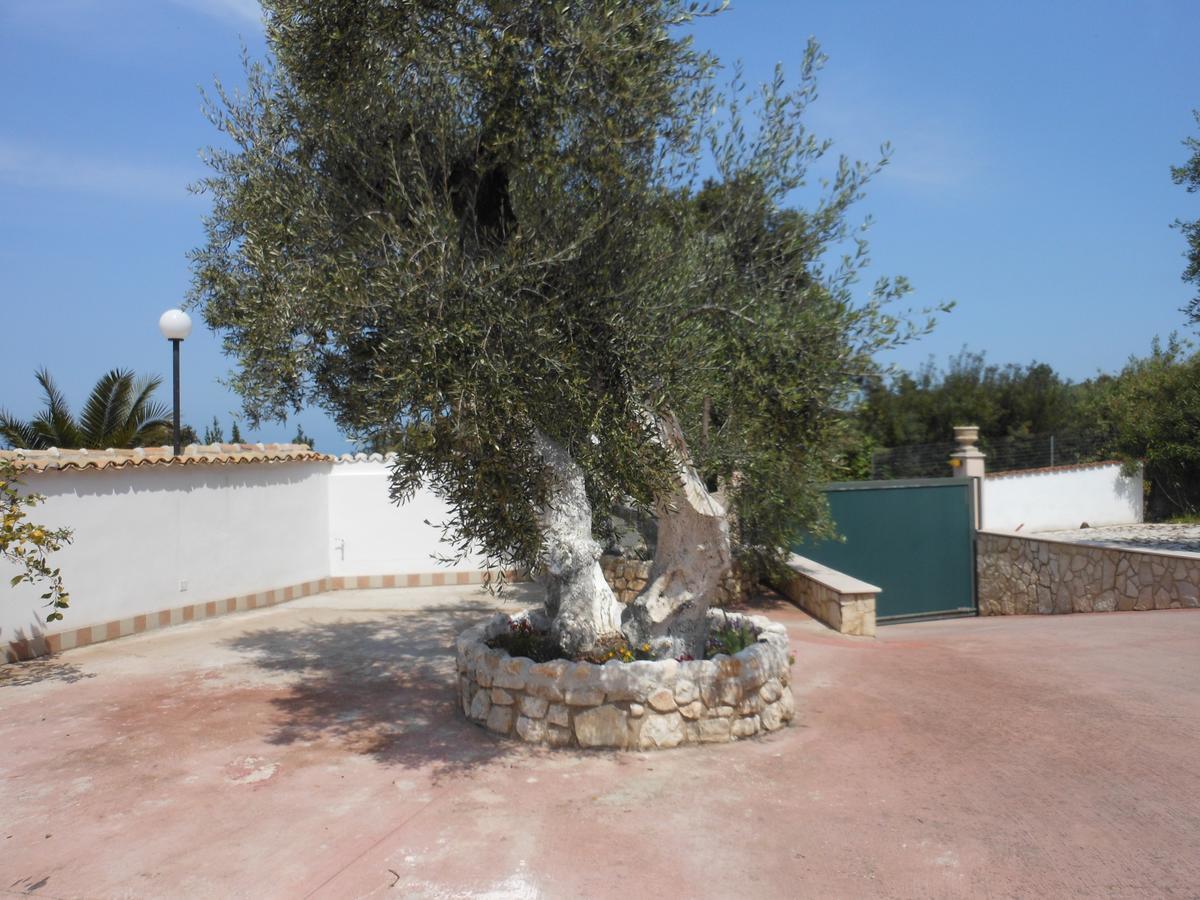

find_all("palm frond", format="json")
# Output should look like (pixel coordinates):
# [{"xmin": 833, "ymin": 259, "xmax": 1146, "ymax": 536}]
[
  {"xmin": 80, "ymin": 368, "xmax": 135, "ymax": 447},
  {"xmin": 32, "ymin": 369, "xmax": 80, "ymax": 447},
  {"xmin": 125, "ymin": 374, "xmax": 171, "ymax": 445},
  {"xmin": 0, "ymin": 410, "xmax": 46, "ymax": 450}
]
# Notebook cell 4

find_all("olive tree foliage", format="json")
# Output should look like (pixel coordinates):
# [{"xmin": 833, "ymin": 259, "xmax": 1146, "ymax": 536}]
[
  {"xmin": 1175, "ymin": 109, "xmax": 1200, "ymax": 323},
  {"xmin": 191, "ymin": 0, "xmax": 932, "ymax": 653},
  {"xmin": 1, "ymin": 459, "xmax": 72, "ymax": 623}
]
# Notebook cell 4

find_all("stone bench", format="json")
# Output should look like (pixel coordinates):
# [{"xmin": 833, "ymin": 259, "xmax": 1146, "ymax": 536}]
[{"xmin": 777, "ymin": 553, "xmax": 879, "ymax": 637}]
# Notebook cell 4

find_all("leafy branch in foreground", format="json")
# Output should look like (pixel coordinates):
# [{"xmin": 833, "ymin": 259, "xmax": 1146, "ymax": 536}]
[{"xmin": 1, "ymin": 459, "xmax": 72, "ymax": 622}]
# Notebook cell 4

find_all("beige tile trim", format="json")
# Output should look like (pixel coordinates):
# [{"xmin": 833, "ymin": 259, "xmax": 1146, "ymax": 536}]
[{"xmin": 4, "ymin": 569, "xmax": 523, "ymax": 663}]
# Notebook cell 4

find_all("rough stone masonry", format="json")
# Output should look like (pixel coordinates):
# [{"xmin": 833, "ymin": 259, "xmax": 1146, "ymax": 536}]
[{"xmin": 455, "ymin": 608, "xmax": 795, "ymax": 750}]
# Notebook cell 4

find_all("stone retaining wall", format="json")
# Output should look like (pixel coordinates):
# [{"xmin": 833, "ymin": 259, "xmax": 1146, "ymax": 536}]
[
  {"xmin": 454, "ymin": 609, "xmax": 795, "ymax": 750},
  {"xmin": 977, "ymin": 530, "xmax": 1200, "ymax": 615},
  {"xmin": 599, "ymin": 554, "xmax": 753, "ymax": 607},
  {"xmin": 599, "ymin": 555, "xmax": 652, "ymax": 604}
]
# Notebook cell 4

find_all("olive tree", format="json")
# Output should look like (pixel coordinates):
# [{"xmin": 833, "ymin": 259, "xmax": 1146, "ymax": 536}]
[
  {"xmin": 191, "ymin": 1, "xmax": 930, "ymax": 656},
  {"xmin": 1175, "ymin": 110, "xmax": 1200, "ymax": 323}
]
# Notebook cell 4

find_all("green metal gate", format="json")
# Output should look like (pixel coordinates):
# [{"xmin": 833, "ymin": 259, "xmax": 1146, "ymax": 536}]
[{"xmin": 794, "ymin": 478, "xmax": 977, "ymax": 622}]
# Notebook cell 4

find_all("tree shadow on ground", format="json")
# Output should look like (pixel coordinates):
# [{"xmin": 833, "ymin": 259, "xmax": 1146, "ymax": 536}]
[
  {"xmin": 726, "ymin": 587, "xmax": 796, "ymax": 615},
  {"xmin": 223, "ymin": 586, "xmax": 543, "ymax": 781},
  {"xmin": 0, "ymin": 656, "xmax": 96, "ymax": 688}
]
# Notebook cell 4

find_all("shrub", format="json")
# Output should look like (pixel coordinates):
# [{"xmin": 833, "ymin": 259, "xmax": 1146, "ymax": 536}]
[{"xmin": 1, "ymin": 459, "xmax": 72, "ymax": 622}]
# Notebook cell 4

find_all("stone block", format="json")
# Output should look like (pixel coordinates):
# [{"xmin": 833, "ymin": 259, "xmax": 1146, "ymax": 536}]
[
  {"xmin": 760, "ymin": 702, "xmax": 784, "ymax": 732},
  {"xmin": 716, "ymin": 678, "xmax": 742, "ymax": 707},
  {"xmin": 674, "ymin": 678, "xmax": 698, "ymax": 705},
  {"xmin": 469, "ymin": 689, "xmax": 492, "ymax": 722},
  {"xmin": 479, "ymin": 648, "xmax": 504, "ymax": 673},
  {"xmin": 493, "ymin": 656, "xmax": 531, "ymax": 690},
  {"xmin": 779, "ymin": 688, "xmax": 796, "ymax": 721},
  {"xmin": 1180, "ymin": 580, "xmax": 1200, "ymax": 608},
  {"xmin": 696, "ymin": 717, "xmax": 731, "ymax": 743},
  {"xmin": 529, "ymin": 660, "xmax": 569, "ymax": 680},
  {"xmin": 574, "ymin": 705, "xmax": 631, "ymax": 749},
  {"xmin": 524, "ymin": 677, "xmax": 566, "ymax": 703},
  {"xmin": 486, "ymin": 704, "xmax": 514, "ymax": 734},
  {"xmin": 546, "ymin": 703, "xmax": 570, "ymax": 728},
  {"xmin": 564, "ymin": 687, "xmax": 606, "ymax": 706},
  {"xmin": 678, "ymin": 700, "xmax": 704, "ymax": 720},
  {"xmin": 647, "ymin": 687, "xmax": 677, "ymax": 712},
  {"xmin": 519, "ymin": 695, "xmax": 549, "ymax": 719},
  {"xmin": 490, "ymin": 688, "xmax": 515, "ymax": 706},
  {"xmin": 525, "ymin": 660, "xmax": 567, "ymax": 702},
  {"xmin": 735, "ymin": 645, "xmax": 771, "ymax": 690},
  {"xmin": 737, "ymin": 694, "xmax": 763, "ymax": 716},
  {"xmin": 759, "ymin": 678, "xmax": 783, "ymax": 704},
  {"xmin": 638, "ymin": 712, "xmax": 684, "ymax": 750},
  {"xmin": 544, "ymin": 724, "xmax": 574, "ymax": 747},
  {"xmin": 515, "ymin": 715, "xmax": 547, "ymax": 742},
  {"xmin": 731, "ymin": 716, "xmax": 760, "ymax": 739}
]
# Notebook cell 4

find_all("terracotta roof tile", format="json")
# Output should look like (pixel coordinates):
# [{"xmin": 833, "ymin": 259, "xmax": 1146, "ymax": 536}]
[
  {"xmin": 0, "ymin": 443, "xmax": 333, "ymax": 473},
  {"xmin": 333, "ymin": 452, "xmax": 395, "ymax": 464}
]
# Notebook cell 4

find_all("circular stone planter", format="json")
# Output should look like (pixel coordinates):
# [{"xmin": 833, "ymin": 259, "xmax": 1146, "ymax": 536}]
[{"xmin": 455, "ymin": 608, "xmax": 795, "ymax": 750}]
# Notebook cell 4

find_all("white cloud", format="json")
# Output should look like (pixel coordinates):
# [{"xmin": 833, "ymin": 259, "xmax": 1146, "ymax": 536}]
[
  {"xmin": 0, "ymin": 138, "xmax": 202, "ymax": 202},
  {"xmin": 806, "ymin": 88, "xmax": 985, "ymax": 193},
  {"xmin": 167, "ymin": 0, "xmax": 263, "ymax": 27},
  {"xmin": 880, "ymin": 124, "xmax": 982, "ymax": 190}
]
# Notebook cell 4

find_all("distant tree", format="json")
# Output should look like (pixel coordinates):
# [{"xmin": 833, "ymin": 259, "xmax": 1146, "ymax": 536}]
[
  {"xmin": 230, "ymin": 420, "xmax": 243, "ymax": 443},
  {"xmin": 0, "ymin": 369, "xmax": 171, "ymax": 450},
  {"xmin": 175, "ymin": 424, "xmax": 200, "ymax": 447},
  {"xmin": 291, "ymin": 423, "xmax": 314, "ymax": 449},
  {"xmin": 203, "ymin": 416, "xmax": 225, "ymax": 444},
  {"xmin": 1088, "ymin": 336, "xmax": 1200, "ymax": 519},
  {"xmin": 857, "ymin": 351, "xmax": 1088, "ymax": 449},
  {"xmin": 1173, "ymin": 110, "xmax": 1200, "ymax": 323}
]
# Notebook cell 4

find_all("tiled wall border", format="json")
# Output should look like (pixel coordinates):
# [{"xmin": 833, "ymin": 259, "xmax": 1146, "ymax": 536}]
[{"xmin": 3, "ymin": 569, "xmax": 522, "ymax": 663}]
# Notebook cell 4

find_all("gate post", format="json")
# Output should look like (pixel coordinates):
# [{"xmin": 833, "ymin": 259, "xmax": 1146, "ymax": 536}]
[{"xmin": 950, "ymin": 425, "xmax": 985, "ymax": 527}]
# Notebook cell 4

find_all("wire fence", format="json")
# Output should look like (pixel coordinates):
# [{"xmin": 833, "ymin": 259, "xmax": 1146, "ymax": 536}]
[{"xmin": 869, "ymin": 431, "xmax": 1113, "ymax": 480}]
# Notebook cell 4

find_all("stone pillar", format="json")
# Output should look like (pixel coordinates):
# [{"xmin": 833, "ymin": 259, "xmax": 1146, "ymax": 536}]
[{"xmin": 950, "ymin": 425, "xmax": 985, "ymax": 527}]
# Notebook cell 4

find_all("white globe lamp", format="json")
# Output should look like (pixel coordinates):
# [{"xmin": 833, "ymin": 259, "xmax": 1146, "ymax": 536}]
[{"xmin": 159, "ymin": 309, "xmax": 193, "ymax": 454}]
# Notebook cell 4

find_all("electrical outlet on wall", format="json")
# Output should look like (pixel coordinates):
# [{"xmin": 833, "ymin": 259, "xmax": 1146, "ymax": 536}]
[{"xmin": 179, "ymin": 579, "xmax": 189, "ymax": 592}]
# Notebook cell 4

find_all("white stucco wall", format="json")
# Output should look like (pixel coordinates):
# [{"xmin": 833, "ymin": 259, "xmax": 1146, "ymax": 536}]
[
  {"xmin": 0, "ymin": 455, "xmax": 500, "ymax": 650},
  {"xmin": 327, "ymin": 457, "xmax": 486, "ymax": 577},
  {"xmin": 0, "ymin": 461, "xmax": 332, "ymax": 645},
  {"xmin": 982, "ymin": 462, "xmax": 1143, "ymax": 533}
]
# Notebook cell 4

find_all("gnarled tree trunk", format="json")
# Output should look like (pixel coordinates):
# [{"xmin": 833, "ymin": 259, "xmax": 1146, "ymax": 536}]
[
  {"xmin": 534, "ymin": 432, "xmax": 624, "ymax": 656},
  {"xmin": 622, "ymin": 414, "xmax": 732, "ymax": 658}
]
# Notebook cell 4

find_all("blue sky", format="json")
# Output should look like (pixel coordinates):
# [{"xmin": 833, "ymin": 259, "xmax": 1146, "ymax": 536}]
[{"xmin": 2, "ymin": 1, "xmax": 1198, "ymax": 454}]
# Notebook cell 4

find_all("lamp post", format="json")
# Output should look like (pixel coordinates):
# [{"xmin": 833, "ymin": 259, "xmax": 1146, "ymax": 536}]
[{"xmin": 158, "ymin": 309, "xmax": 193, "ymax": 455}]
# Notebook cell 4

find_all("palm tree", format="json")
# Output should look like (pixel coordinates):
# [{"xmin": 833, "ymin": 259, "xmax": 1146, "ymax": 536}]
[{"xmin": 0, "ymin": 368, "xmax": 172, "ymax": 450}]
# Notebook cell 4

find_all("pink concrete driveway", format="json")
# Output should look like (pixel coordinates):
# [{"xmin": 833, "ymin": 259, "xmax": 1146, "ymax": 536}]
[{"xmin": 2, "ymin": 587, "xmax": 1198, "ymax": 898}]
